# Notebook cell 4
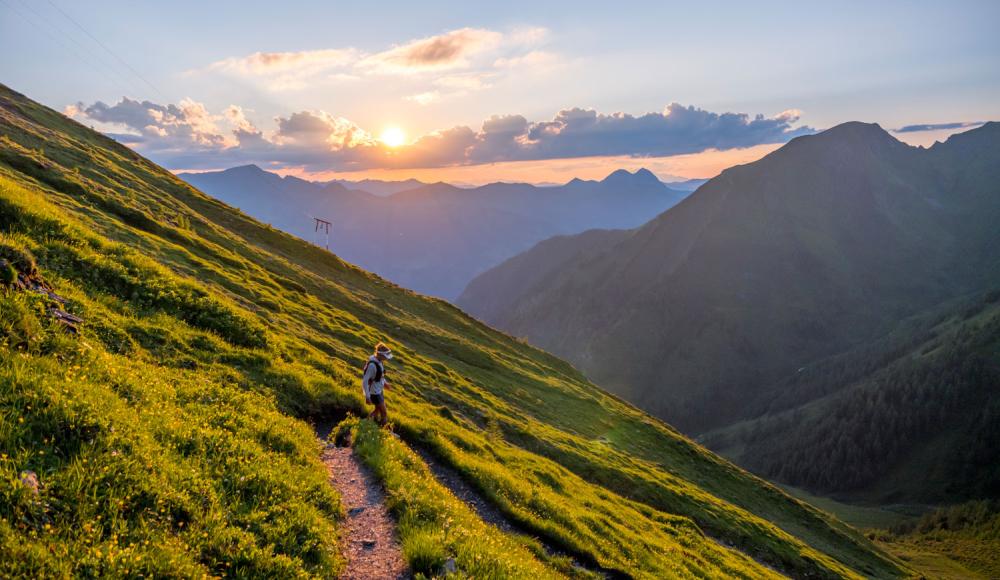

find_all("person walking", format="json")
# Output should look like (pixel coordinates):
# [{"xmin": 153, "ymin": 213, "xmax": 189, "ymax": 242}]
[{"xmin": 362, "ymin": 342, "xmax": 393, "ymax": 426}]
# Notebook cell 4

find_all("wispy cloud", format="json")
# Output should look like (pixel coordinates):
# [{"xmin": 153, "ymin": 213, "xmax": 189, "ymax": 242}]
[
  {"xmin": 358, "ymin": 28, "xmax": 502, "ymax": 74},
  {"xmin": 208, "ymin": 48, "xmax": 358, "ymax": 75},
  {"xmin": 494, "ymin": 50, "xmax": 559, "ymax": 69},
  {"xmin": 405, "ymin": 91, "xmax": 441, "ymax": 105},
  {"xmin": 67, "ymin": 97, "xmax": 813, "ymax": 172},
  {"xmin": 893, "ymin": 121, "xmax": 985, "ymax": 133},
  {"xmin": 196, "ymin": 26, "xmax": 550, "ymax": 93}
]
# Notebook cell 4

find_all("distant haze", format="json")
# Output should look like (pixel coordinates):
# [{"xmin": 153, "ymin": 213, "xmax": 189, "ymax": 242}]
[{"xmin": 180, "ymin": 165, "xmax": 689, "ymax": 299}]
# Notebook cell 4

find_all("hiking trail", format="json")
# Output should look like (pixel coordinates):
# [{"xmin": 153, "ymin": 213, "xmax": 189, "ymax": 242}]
[
  {"xmin": 411, "ymin": 445, "xmax": 627, "ymax": 580},
  {"xmin": 322, "ymin": 440, "xmax": 409, "ymax": 580},
  {"xmin": 318, "ymin": 420, "xmax": 774, "ymax": 579}
]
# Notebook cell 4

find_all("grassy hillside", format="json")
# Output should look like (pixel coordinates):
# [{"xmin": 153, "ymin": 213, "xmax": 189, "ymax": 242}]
[
  {"xmin": 777, "ymin": 492, "xmax": 1000, "ymax": 579},
  {"xmin": 878, "ymin": 500, "xmax": 1000, "ymax": 579},
  {"xmin": 0, "ymin": 84, "xmax": 903, "ymax": 578}
]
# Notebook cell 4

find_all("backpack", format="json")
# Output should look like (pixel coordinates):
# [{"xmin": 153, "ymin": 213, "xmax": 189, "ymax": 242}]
[{"xmin": 363, "ymin": 358, "xmax": 383, "ymax": 384}]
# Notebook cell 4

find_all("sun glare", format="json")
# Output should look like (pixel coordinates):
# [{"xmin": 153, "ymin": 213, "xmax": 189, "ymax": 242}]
[{"xmin": 380, "ymin": 126, "xmax": 406, "ymax": 148}]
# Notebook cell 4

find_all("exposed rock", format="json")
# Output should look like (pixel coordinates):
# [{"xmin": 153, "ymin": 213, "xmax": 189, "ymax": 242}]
[
  {"xmin": 4, "ymin": 268, "xmax": 83, "ymax": 332},
  {"xmin": 19, "ymin": 470, "xmax": 40, "ymax": 496}
]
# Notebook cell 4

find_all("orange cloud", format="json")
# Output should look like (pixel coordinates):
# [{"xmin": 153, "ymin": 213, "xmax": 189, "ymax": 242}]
[{"xmin": 359, "ymin": 28, "xmax": 503, "ymax": 74}]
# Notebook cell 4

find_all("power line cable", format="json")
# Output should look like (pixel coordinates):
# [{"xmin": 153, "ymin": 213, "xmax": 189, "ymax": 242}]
[
  {"xmin": 44, "ymin": 0, "xmax": 166, "ymax": 101},
  {"xmin": 0, "ymin": 0, "xmax": 135, "ymax": 99},
  {"xmin": 11, "ymin": 0, "xmax": 139, "ymax": 95}
]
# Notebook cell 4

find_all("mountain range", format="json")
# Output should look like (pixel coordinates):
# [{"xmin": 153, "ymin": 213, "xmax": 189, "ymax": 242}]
[
  {"xmin": 180, "ymin": 165, "xmax": 688, "ymax": 299},
  {"xmin": 330, "ymin": 177, "xmax": 429, "ymax": 196},
  {"xmin": 457, "ymin": 121, "xmax": 1000, "ymax": 502}
]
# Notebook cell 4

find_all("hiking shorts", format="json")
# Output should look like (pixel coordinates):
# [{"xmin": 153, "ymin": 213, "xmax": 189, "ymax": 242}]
[{"xmin": 370, "ymin": 393, "xmax": 384, "ymax": 406}]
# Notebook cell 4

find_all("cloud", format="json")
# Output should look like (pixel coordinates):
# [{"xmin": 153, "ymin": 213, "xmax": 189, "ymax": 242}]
[
  {"xmin": 359, "ymin": 28, "xmax": 502, "ymax": 74},
  {"xmin": 515, "ymin": 104, "xmax": 813, "ymax": 159},
  {"xmin": 893, "ymin": 121, "xmax": 985, "ymax": 133},
  {"xmin": 209, "ymin": 48, "xmax": 357, "ymax": 75},
  {"xmin": 70, "ymin": 97, "xmax": 230, "ymax": 149},
  {"xmin": 405, "ymin": 91, "xmax": 441, "ymax": 105},
  {"xmin": 197, "ymin": 26, "xmax": 550, "ymax": 93},
  {"xmin": 494, "ymin": 50, "xmax": 559, "ymax": 69},
  {"xmin": 68, "ymin": 97, "xmax": 812, "ymax": 172}
]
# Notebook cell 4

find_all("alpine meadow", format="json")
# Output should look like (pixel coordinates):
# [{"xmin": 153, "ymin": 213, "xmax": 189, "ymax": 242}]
[{"xmin": 3, "ymin": 1, "xmax": 1000, "ymax": 578}]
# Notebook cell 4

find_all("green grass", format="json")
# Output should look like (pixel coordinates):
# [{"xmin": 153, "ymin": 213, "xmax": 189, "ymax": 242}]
[
  {"xmin": 335, "ymin": 417, "xmax": 581, "ymax": 579},
  {"xmin": 877, "ymin": 541, "xmax": 985, "ymax": 580},
  {"xmin": 781, "ymin": 491, "xmax": 1000, "ymax": 580},
  {"xmin": 780, "ymin": 486, "xmax": 923, "ymax": 530},
  {"xmin": 876, "ymin": 501, "xmax": 1000, "ymax": 579},
  {"xmin": 0, "ymin": 82, "xmax": 908, "ymax": 578},
  {"xmin": 0, "ymin": 292, "xmax": 344, "ymax": 577}
]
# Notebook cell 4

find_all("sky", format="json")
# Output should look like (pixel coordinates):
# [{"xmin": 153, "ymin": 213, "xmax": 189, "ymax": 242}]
[{"xmin": 2, "ymin": 0, "xmax": 998, "ymax": 184}]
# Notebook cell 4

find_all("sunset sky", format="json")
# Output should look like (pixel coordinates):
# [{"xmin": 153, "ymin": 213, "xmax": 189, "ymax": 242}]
[{"xmin": 3, "ymin": 0, "xmax": 998, "ymax": 184}]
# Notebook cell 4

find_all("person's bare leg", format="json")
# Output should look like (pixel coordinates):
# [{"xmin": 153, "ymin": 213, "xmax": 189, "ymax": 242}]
[{"xmin": 376, "ymin": 402, "xmax": 388, "ymax": 426}]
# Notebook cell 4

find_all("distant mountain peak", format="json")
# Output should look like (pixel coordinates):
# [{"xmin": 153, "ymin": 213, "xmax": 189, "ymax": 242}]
[
  {"xmin": 813, "ymin": 121, "xmax": 898, "ymax": 146},
  {"xmin": 225, "ymin": 164, "xmax": 267, "ymax": 174},
  {"xmin": 601, "ymin": 168, "xmax": 662, "ymax": 187}
]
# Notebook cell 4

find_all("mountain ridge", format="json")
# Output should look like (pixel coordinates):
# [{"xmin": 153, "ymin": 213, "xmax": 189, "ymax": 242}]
[
  {"xmin": 182, "ymin": 163, "xmax": 688, "ymax": 298},
  {"xmin": 457, "ymin": 119, "xmax": 1000, "ymax": 435}
]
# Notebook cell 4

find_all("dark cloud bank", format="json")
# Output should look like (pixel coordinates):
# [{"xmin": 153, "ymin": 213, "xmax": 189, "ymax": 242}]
[
  {"xmin": 894, "ymin": 121, "xmax": 984, "ymax": 133},
  {"xmin": 70, "ymin": 97, "xmax": 814, "ymax": 171}
]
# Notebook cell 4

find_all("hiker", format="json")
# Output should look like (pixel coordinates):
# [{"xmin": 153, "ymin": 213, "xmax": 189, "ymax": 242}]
[{"xmin": 362, "ymin": 342, "xmax": 393, "ymax": 426}]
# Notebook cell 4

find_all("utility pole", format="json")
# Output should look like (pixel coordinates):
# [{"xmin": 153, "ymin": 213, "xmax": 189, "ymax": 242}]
[{"xmin": 313, "ymin": 217, "xmax": 332, "ymax": 250}]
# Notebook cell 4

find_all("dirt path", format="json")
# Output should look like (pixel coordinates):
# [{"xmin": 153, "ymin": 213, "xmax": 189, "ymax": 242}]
[
  {"xmin": 317, "ymin": 419, "xmax": 775, "ymax": 579},
  {"xmin": 322, "ymin": 442, "xmax": 409, "ymax": 580}
]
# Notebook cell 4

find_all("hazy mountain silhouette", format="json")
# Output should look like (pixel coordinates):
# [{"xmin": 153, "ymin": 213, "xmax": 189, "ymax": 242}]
[
  {"xmin": 332, "ymin": 177, "xmax": 429, "ymax": 196},
  {"xmin": 666, "ymin": 177, "xmax": 710, "ymax": 192},
  {"xmin": 180, "ymin": 166, "xmax": 688, "ymax": 298},
  {"xmin": 458, "ymin": 122, "xmax": 1000, "ymax": 437}
]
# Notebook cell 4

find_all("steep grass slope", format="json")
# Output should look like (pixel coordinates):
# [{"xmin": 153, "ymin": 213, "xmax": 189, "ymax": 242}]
[{"xmin": 0, "ymin": 84, "xmax": 902, "ymax": 578}]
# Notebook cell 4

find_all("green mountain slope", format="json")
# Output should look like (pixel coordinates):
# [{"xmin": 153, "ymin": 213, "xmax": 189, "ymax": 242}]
[
  {"xmin": 879, "ymin": 500, "xmax": 1000, "ymax": 579},
  {"xmin": 457, "ymin": 122, "xmax": 1000, "ymax": 436},
  {"xmin": 701, "ymin": 288, "xmax": 1000, "ymax": 504},
  {"xmin": 459, "ymin": 228, "xmax": 631, "ymax": 327},
  {"xmin": 0, "ymin": 84, "xmax": 902, "ymax": 578}
]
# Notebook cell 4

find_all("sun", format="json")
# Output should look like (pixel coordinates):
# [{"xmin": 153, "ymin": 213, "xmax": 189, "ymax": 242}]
[{"xmin": 379, "ymin": 126, "xmax": 406, "ymax": 148}]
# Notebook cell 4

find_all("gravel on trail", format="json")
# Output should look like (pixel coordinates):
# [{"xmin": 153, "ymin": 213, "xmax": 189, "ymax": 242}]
[{"xmin": 323, "ymin": 443, "xmax": 409, "ymax": 580}]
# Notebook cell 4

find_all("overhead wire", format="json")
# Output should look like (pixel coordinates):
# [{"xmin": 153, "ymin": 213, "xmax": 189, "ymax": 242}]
[
  {"xmin": 0, "ymin": 0, "xmax": 136, "ymax": 99},
  {"xmin": 44, "ymin": 0, "xmax": 167, "ymax": 101}
]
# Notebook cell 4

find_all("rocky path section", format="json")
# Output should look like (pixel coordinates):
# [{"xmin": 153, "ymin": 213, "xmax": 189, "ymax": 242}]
[{"xmin": 322, "ymin": 442, "xmax": 409, "ymax": 580}]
